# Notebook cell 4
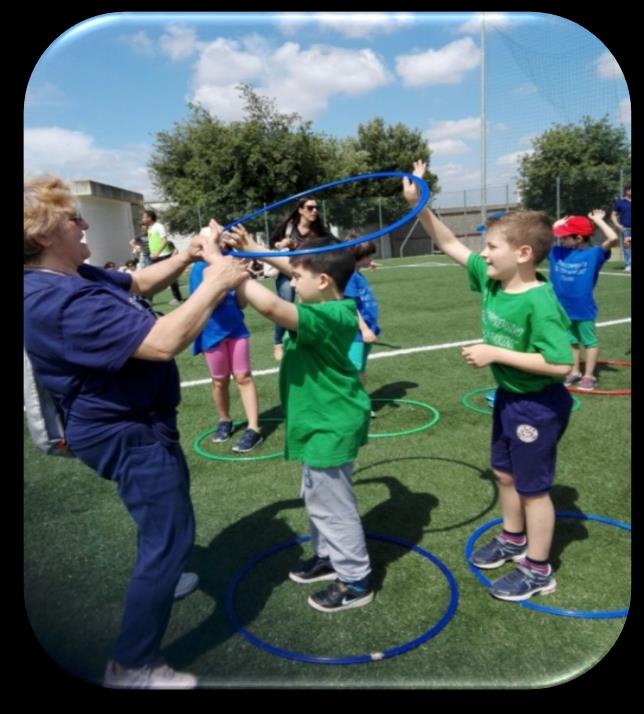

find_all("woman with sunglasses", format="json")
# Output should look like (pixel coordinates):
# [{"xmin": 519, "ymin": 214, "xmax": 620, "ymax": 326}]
[{"xmin": 269, "ymin": 197, "xmax": 329, "ymax": 360}]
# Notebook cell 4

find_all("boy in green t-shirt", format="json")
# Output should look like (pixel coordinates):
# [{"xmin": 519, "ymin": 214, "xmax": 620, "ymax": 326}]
[
  {"xmin": 229, "ymin": 228, "xmax": 373, "ymax": 612},
  {"xmin": 404, "ymin": 161, "xmax": 574, "ymax": 602}
]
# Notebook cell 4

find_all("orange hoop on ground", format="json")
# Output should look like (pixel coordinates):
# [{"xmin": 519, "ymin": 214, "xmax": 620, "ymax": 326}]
[{"xmin": 567, "ymin": 360, "xmax": 631, "ymax": 396}]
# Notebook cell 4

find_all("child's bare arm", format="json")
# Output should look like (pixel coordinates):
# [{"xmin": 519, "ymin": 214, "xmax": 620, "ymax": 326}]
[
  {"xmin": 461, "ymin": 344, "xmax": 571, "ymax": 377},
  {"xmin": 588, "ymin": 209, "xmax": 619, "ymax": 251},
  {"xmin": 225, "ymin": 225, "xmax": 293, "ymax": 276},
  {"xmin": 357, "ymin": 311, "xmax": 377, "ymax": 343},
  {"xmin": 236, "ymin": 278, "xmax": 298, "ymax": 331},
  {"xmin": 403, "ymin": 160, "xmax": 472, "ymax": 267}
]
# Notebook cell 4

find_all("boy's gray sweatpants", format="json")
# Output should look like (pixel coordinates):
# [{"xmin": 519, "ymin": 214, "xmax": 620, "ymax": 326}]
[{"xmin": 301, "ymin": 462, "xmax": 371, "ymax": 583}]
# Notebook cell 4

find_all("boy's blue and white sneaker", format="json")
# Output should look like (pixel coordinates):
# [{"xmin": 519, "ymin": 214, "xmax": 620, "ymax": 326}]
[
  {"xmin": 308, "ymin": 578, "xmax": 374, "ymax": 613},
  {"xmin": 470, "ymin": 535, "xmax": 527, "ymax": 569},
  {"xmin": 289, "ymin": 556, "xmax": 337, "ymax": 584},
  {"xmin": 489, "ymin": 562, "xmax": 556, "ymax": 601},
  {"xmin": 231, "ymin": 428, "xmax": 263, "ymax": 453},
  {"xmin": 211, "ymin": 420, "xmax": 234, "ymax": 443}
]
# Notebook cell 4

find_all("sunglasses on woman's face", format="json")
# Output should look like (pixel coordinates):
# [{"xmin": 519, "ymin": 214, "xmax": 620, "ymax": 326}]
[{"xmin": 303, "ymin": 204, "xmax": 318, "ymax": 211}]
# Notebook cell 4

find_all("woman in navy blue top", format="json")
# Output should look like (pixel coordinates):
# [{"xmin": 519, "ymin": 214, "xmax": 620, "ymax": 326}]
[{"xmin": 24, "ymin": 176, "xmax": 248, "ymax": 689}]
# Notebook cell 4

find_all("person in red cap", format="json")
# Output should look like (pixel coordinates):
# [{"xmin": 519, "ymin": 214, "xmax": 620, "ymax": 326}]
[{"xmin": 548, "ymin": 210, "xmax": 618, "ymax": 391}]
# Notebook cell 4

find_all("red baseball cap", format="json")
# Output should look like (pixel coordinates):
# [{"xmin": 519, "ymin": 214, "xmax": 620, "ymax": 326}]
[{"xmin": 553, "ymin": 216, "xmax": 594, "ymax": 237}]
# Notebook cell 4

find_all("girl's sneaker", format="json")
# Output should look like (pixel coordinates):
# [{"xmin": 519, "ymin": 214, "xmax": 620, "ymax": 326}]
[
  {"xmin": 564, "ymin": 372, "xmax": 582, "ymax": 387},
  {"xmin": 211, "ymin": 420, "xmax": 234, "ymax": 443},
  {"xmin": 231, "ymin": 428, "xmax": 263, "ymax": 453},
  {"xmin": 577, "ymin": 376, "xmax": 597, "ymax": 391}
]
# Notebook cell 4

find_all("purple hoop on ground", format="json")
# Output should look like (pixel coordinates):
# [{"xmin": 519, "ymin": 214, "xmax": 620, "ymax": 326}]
[{"xmin": 222, "ymin": 171, "xmax": 430, "ymax": 258}]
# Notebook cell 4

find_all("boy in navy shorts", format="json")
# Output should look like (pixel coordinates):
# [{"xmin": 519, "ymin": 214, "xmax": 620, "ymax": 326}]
[{"xmin": 404, "ymin": 161, "xmax": 574, "ymax": 602}]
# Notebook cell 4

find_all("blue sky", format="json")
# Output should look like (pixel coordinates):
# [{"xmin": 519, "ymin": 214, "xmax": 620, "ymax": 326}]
[{"xmin": 24, "ymin": 12, "xmax": 630, "ymax": 205}]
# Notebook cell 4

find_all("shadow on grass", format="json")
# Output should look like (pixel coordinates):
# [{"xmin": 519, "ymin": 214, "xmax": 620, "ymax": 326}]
[
  {"xmin": 355, "ymin": 456, "xmax": 498, "ymax": 535},
  {"xmin": 358, "ymin": 475, "xmax": 438, "ymax": 592},
  {"xmin": 163, "ymin": 497, "xmax": 301, "ymax": 669},
  {"xmin": 368, "ymin": 381, "xmax": 419, "ymax": 415},
  {"xmin": 550, "ymin": 484, "xmax": 588, "ymax": 571}
]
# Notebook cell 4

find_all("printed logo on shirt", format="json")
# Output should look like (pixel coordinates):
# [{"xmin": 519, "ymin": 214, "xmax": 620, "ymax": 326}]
[{"xmin": 516, "ymin": 424, "xmax": 539, "ymax": 443}]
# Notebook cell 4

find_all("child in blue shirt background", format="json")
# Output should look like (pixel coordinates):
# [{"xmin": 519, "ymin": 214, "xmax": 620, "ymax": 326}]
[
  {"xmin": 190, "ymin": 226, "xmax": 263, "ymax": 453},
  {"xmin": 343, "ymin": 238, "xmax": 381, "ymax": 399},
  {"xmin": 549, "ymin": 210, "xmax": 618, "ymax": 391}
]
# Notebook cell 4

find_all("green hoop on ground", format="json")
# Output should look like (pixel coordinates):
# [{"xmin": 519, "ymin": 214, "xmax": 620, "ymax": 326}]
[
  {"xmin": 461, "ymin": 387, "xmax": 581, "ymax": 416},
  {"xmin": 193, "ymin": 399, "xmax": 440, "ymax": 462},
  {"xmin": 368, "ymin": 398, "xmax": 440, "ymax": 438},
  {"xmin": 193, "ymin": 416, "xmax": 284, "ymax": 462}
]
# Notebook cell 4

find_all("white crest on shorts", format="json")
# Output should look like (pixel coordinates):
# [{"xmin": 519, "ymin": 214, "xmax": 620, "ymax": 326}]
[{"xmin": 516, "ymin": 424, "xmax": 539, "ymax": 443}]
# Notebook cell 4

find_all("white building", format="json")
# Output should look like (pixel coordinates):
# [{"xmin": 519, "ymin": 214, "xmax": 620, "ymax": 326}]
[{"xmin": 71, "ymin": 180, "xmax": 144, "ymax": 267}]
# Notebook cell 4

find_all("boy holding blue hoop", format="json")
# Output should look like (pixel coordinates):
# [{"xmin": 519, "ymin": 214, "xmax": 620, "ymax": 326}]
[
  {"xmin": 404, "ymin": 161, "xmax": 574, "ymax": 602},
  {"xmin": 224, "ymin": 226, "xmax": 374, "ymax": 612}
]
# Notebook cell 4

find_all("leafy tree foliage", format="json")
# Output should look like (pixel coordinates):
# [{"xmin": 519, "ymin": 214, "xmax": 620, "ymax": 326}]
[
  {"xmin": 149, "ymin": 86, "xmax": 438, "ymax": 236},
  {"xmin": 517, "ymin": 116, "xmax": 631, "ymax": 216}
]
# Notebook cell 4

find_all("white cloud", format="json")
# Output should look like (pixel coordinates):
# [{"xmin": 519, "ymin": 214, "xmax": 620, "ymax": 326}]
[
  {"xmin": 594, "ymin": 51, "xmax": 623, "ymax": 79},
  {"xmin": 160, "ymin": 25, "xmax": 199, "ymax": 61},
  {"xmin": 25, "ymin": 82, "xmax": 66, "ymax": 107},
  {"xmin": 191, "ymin": 84, "xmax": 248, "ymax": 123},
  {"xmin": 24, "ymin": 127, "xmax": 155, "ymax": 199},
  {"xmin": 395, "ymin": 38, "xmax": 480, "ymax": 87},
  {"xmin": 432, "ymin": 162, "xmax": 481, "ymax": 196},
  {"xmin": 119, "ymin": 30, "xmax": 155, "ymax": 56},
  {"xmin": 457, "ymin": 13, "xmax": 513, "ymax": 34},
  {"xmin": 429, "ymin": 139, "xmax": 470, "ymax": 156},
  {"xmin": 191, "ymin": 39, "xmax": 390, "ymax": 122},
  {"xmin": 496, "ymin": 149, "xmax": 533, "ymax": 167},
  {"xmin": 426, "ymin": 117, "xmax": 481, "ymax": 141},
  {"xmin": 195, "ymin": 38, "xmax": 264, "ymax": 86},
  {"xmin": 277, "ymin": 12, "xmax": 413, "ymax": 38},
  {"xmin": 619, "ymin": 97, "xmax": 631, "ymax": 125}
]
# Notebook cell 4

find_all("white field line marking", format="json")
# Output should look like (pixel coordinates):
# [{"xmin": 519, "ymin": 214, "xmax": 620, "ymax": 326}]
[{"xmin": 180, "ymin": 317, "xmax": 631, "ymax": 388}]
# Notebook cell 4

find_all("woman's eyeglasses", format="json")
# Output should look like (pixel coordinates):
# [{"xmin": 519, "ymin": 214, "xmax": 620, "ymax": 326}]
[
  {"xmin": 68, "ymin": 213, "xmax": 85, "ymax": 224},
  {"xmin": 303, "ymin": 205, "xmax": 318, "ymax": 211}
]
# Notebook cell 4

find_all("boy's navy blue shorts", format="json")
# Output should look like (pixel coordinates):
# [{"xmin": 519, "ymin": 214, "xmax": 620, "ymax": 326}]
[{"xmin": 491, "ymin": 383, "xmax": 572, "ymax": 495}]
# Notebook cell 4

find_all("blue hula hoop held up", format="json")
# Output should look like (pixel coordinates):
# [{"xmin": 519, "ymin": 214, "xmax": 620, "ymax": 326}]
[{"xmin": 222, "ymin": 171, "xmax": 430, "ymax": 259}]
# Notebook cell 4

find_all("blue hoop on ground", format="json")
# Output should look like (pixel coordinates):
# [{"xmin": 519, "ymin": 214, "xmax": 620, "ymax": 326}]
[
  {"xmin": 465, "ymin": 512, "xmax": 630, "ymax": 619},
  {"xmin": 222, "ymin": 172, "xmax": 430, "ymax": 258},
  {"xmin": 461, "ymin": 386, "xmax": 581, "ymax": 416},
  {"xmin": 225, "ymin": 532, "xmax": 458, "ymax": 664}
]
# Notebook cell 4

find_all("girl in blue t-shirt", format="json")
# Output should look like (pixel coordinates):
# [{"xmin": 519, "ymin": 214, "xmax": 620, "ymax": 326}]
[
  {"xmin": 549, "ymin": 210, "xmax": 618, "ymax": 391},
  {"xmin": 189, "ymin": 257, "xmax": 263, "ymax": 453},
  {"xmin": 343, "ymin": 238, "xmax": 381, "ymax": 400}
]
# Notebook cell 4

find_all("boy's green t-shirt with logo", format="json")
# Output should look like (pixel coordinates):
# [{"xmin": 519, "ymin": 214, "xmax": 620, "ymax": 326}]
[
  {"xmin": 280, "ymin": 299, "xmax": 370, "ymax": 468},
  {"xmin": 467, "ymin": 253, "xmax": 573, "ymax": 393}
]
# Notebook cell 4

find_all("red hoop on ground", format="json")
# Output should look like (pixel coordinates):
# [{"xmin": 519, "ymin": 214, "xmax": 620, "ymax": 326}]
[{"xmin": 567, "ymin": 360, "xmax": 631, "ymax": 396}]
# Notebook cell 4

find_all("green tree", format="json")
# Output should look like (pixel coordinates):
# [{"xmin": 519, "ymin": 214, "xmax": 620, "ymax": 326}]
[
  {"xmin": 149, "ymin": 86, "xmax": 331, "ymax": 233},
  {"xmin": 517, "ymin": 116, "xmax": 631, "ymax": 216},
  {"xmin": 149, "ymin": 89, "xmax": 439, "ymax": 236},
  {"xmin": 321, "ymin": 118, "xmax": 438, "ymax": 235}
]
